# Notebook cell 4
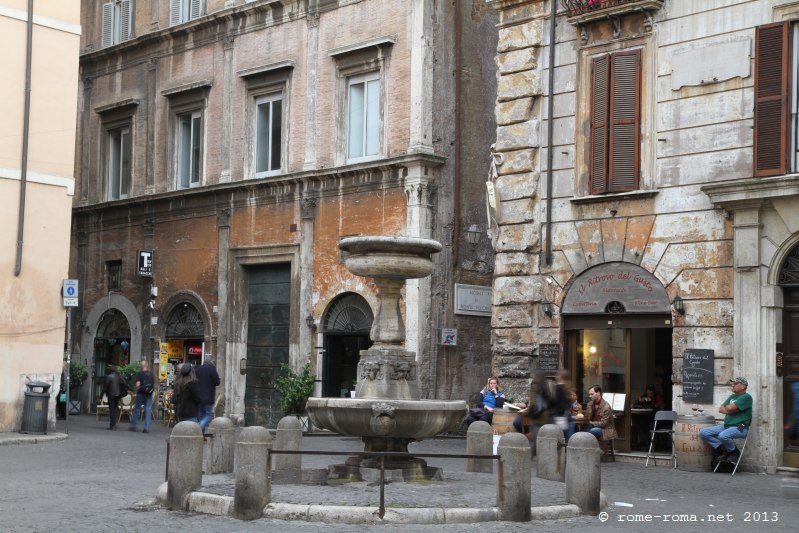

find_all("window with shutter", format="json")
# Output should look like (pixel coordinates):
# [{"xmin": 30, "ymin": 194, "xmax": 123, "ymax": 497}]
[
  {"xmin": 589, "ymin": 49, "xmax": 641, "ymax": 194},
  {"xmin": 170, "ymin": 0, "xmax": 203, "ymax": 26},
  {"xmin": 754, "ymin": 22, "xmax": 789, "ymax": 177},
  {"xmin": 119, "ymin": 0, "xmax": 131, "ymax": 43},
  {"xmin": 101, "ymin": 3, "xmax": 114, "ymax": 48},
  {"xmin": 101, "ymin": 0, "xmax": 133, "ymax": 48},
  {"xmin": 169, "ymin": 0, "xmax": 183, "ymax": 26}
]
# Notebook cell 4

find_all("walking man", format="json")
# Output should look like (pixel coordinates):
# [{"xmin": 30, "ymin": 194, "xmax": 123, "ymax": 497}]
[
  {"xmin": 102, "ymin": 365, "xmax": 126, "ymax": 430},
  {"xmin": 699, "ymin": 377, "xmax": 753, "ymax": 463},
  {"xmin": 129, "ymin": 360, "xmax": 155, "ymax": 433},
  {"xmin": 196, "ymin": 355, "xmax": 220, "ymax": 433}
]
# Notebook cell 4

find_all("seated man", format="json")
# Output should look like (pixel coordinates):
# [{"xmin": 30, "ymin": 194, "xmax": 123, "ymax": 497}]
[
  {"xmin": 585, "ymin": 385, "xmax": 618, "ymax": 442},
  {"xmin": 699, "ymin": 376, "xmax": 752, "ymax": 463}
]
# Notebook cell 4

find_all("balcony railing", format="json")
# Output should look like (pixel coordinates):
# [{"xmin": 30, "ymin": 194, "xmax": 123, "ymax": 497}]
[
  {"xmin": 562, "ymin": 0, "xmax": 663, "ymax": 35},
  {"xmin": 563, "ymin": 0, "xmax": 647, "ymax": 17}
]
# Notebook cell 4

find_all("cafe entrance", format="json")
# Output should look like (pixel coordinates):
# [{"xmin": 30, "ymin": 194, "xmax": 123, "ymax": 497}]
[{"xmin": 561, "ymin": 262, "xmax": 675, "ymax": 452}]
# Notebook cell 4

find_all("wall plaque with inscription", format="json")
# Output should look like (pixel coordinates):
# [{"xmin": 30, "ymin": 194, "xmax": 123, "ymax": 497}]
[
  {"xmin": 561, "ymin": 262, "xmax": 671, "ymax": 314},
  {"xmin": 454, "ymin": 283, "xmax": 492, "ymax": 317},
  {"xmin": 682, "ymin": 348, "xmax": 714, "ymax": 403}
]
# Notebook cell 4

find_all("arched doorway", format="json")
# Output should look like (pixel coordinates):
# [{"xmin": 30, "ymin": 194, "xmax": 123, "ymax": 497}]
[
  {"xmin": 92, "ymin": 309, "xmax": 131, "ymax": 407},
  {"xmin": 561, "ymin": 262, "xmax": 674, "ymax": 452},
  {"xmin": 322, "ymin": 293, "xmax": 374, "ymax": 397},
  {"xmin": 164, "ymin": 302, "xmax": 206, "ymax": 385},
  {"xmin": 779, "ymin": 243, "xmax": 799, "ymax": 465}
]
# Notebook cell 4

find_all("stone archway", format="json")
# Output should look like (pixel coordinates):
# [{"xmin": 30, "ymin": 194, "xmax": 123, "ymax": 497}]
[{"xmin": 321, "ymin": 293, "xmax": 374, "ymax": 397}]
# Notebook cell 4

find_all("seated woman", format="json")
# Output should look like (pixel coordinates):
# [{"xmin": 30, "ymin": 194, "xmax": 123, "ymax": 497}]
[{"xmin": 472, "ymin": 376, "xmax": 506, "ymax": 425}]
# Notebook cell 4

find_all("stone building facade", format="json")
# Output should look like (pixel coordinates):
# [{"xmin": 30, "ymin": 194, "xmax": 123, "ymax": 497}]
[
  {"xmin": 1, "ymin": 1, "xmax": 80, "ymax": 432},
  {"xmin": 488, "ymin": 0, "xmax": 799, "ymax": 472},
  {"xmin": 71, "ymin": 0, "xmax": 498, "ymax": 427}
]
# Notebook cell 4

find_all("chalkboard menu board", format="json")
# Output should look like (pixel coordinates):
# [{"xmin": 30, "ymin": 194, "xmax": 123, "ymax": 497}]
[
  {"xmin": 682, "ymin": 348, "xmax": 714, "ymax": 403},
  {"xmin": 537, "ymin": 344, "xmax": 560, "ymax": 373}
]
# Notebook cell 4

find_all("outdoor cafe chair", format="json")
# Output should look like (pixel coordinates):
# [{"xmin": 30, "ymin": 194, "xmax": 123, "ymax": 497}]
[{"xmin": 645, "ymin": 410, "xmax": 677, "ymax": 468}]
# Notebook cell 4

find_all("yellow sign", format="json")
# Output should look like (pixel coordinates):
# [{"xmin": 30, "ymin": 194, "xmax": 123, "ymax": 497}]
[{"xmin": 159, "ymin": 343, "xmax": 169, "ymax": 381}]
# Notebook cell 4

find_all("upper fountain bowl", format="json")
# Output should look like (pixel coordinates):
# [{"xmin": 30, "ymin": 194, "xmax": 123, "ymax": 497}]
[{"xmin": 339, "ymin": 236, "xmax": 443, "ymax": 280}]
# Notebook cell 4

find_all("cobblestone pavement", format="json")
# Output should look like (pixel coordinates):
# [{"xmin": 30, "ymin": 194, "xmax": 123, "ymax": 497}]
[{"xmin": 0, "ymin": 414, "xmax": 797, "ymax": 532}]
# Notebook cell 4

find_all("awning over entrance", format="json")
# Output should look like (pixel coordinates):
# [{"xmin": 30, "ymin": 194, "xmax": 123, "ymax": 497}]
[{"xmin": 561, "ymin": 262, "xmax": 671, "ymax": 315}]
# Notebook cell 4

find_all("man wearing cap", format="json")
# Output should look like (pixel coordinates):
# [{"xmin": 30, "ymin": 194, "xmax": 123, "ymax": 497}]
[{"xmin": 699, "ymin": 377, "xmax": 753, "ymax": 463}]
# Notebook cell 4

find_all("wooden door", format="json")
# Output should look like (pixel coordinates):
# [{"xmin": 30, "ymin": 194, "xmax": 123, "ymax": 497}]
[
  {"xmin": 244, "ymin": 263, "xmax": 291, "ymax": 427},
  {"xmin": 784, "ymin": 288, "xmax": 799, "ymax": 465}
]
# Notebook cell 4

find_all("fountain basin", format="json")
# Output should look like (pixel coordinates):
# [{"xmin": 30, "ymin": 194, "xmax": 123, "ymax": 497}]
[
  {"xmin": 339, "ymin": 236, "xmax": 443, "ymax": 279},
  {"xmin": 306, "ymin": 397, "xmax": 467, "ymax": 440}
]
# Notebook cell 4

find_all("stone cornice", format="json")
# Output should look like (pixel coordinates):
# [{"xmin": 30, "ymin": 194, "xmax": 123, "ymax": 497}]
[
  {"xmin": 73, "ymin": 153, "xmax": 447, "ymax": 222},
  {"xmin": 701, "ymin": 175, "xmax": 799, "ymax": 211}
]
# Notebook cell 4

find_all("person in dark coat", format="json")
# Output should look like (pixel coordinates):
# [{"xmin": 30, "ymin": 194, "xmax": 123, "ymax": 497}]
[
  {"xmin": 195, "ymin": 355, "xmax": 221, "ymax": 432},
  {"xmin": 173, "ymin": 363, "xmax": 202, "ymax": 423},
  {"xmin": 129, "ymin": 360, "xmax": 155, "ymax": 433},
  {"xmin": 102, "ymin": 365, "xmax": 126, "ymax": 430}
]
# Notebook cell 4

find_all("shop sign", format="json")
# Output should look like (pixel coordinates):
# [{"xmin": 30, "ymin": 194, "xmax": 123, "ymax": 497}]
[
  {"xmin": 454, "ymin": 283, "xmax": 492, "ymax": 316},
  {"xmin": 561, "ymin": 262, "xmax": 670, "ymax": 314},
  {"xmin": 187, "ymin": 344, "xmax": 203, "ymax": 356},
  {"xmin": 167, "ymin": 339, "xmax": 184, "ymax": 358},
  {"xmin": 137, "ymin": 250, "xmax": 154, "ymax": 277}
]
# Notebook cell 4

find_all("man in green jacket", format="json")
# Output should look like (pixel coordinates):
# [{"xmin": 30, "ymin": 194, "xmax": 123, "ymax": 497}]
[{"xmin": 699, "ymin": 377, "xmax": 753, "ymax": 463}]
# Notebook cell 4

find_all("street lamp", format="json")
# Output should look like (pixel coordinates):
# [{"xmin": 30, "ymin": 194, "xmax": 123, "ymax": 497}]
[
  {"xmin": 305, "ymin": 314, "xmax": 316, "ymax": 329},
  {"xmin": 542, "ymin": 299, "xmax": 553, "ymax": 317},
  {"xmin": 466, "ymin": 224, "xmax": 481, "ymax": 246},
  {"xmin": 672, "ymin": 295, "xmax": 685, "ymax": 316}
]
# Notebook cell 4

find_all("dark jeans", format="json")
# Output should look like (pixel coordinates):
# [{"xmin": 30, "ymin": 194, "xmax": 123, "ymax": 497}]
[{"xmin": 108, "ymin": 396, "xmax": 120, "ymax": 428}]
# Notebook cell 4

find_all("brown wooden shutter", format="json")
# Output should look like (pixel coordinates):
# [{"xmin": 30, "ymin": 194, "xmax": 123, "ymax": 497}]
[
  {"xmin": 754, "ymin": 22, "xmax": 789, "ymax": 177},
  {"xmin": 590, "ymin": 55, "xmax": 610, "ymax": 194},
  {"xmin": 608, "ymin": 49, "xmax": 641, "ymax": 192}
]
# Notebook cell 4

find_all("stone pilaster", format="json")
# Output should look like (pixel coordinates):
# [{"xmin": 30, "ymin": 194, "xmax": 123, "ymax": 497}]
[{"xmin": 488, "ymin": 0, "xmax": 548, "ymax": 397}]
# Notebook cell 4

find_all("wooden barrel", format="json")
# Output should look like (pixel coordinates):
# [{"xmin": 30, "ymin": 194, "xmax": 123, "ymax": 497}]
[
  {"xmin": 492, "ymin": 408, "xmax": 519, "ymax": 435},
  {"xmin": 675, "ymin": 414, "xmax": 715, "ymax": 471}
]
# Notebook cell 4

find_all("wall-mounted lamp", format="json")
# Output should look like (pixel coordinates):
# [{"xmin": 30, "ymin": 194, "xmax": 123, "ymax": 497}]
[
  {"xmin": 305, "ymin": 314, "xmax": 316, "ymax": 329},
  {"xmin": 672, "ymin": 295, "xmax": 685, "ymax": 316},
  {"xmin": 542, "ymin": 299, "xmax": 553, "ymax": 317},
  {"xmin": 588, "ymin": 343, "xmax": 597, "ymax": 354},
  {"xmin": 466, "ymin": 224, "xmax": 481, "ymax": 246}
]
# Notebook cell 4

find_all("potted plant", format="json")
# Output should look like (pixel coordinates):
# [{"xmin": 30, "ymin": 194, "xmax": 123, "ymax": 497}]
[
  {"xmin": 118, "ymin": 361, "xmax": 141, "ymax": 393},
  {"xmin": 274, "ymin": 362, "xmax": 315, "ymax": 430},
  {"xmin": 67, "ymin": 361, "xmax": 88, "ymax": 414}
]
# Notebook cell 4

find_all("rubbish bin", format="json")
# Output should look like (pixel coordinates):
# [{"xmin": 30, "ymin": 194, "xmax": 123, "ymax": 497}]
[{"xmin": 20, "ymin": 381, "xmax": 51, "ymax": 435}]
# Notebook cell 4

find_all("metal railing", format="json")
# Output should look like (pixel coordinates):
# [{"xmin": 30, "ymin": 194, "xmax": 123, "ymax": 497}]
[
  {"xmin": 561, "ymin": 0, "xmax": 642, "ymax": 17},
  {"xmin": 165, "ymin": 436, "xmax": 500, "ymax": 518},
  {"xmin": 270, "ymin": 449, "xmax": 500, "ymax": 519}
]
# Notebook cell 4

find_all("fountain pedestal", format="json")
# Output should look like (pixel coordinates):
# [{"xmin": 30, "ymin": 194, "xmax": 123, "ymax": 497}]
[{"xmin": 305, "ymin": 236, "xmax": 467, "ymax": 481}]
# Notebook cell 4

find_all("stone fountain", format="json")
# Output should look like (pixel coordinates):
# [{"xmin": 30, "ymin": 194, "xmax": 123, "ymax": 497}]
[{"xmin": 306, "ymin": 236, "xmax": 467, "ymax": 480}]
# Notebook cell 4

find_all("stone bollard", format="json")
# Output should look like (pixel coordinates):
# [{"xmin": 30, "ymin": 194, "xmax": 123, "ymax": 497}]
[
  {"xmin": 536, "ymin": 424, "xmax": 566, "ymax": 482},
  {"xmin": 234, "ymin": 426, "xmax": 272, "ymax": 520},
  {"xmin": 466, "ymin": 421, "xmax": 493, "ymax": 473},
  {"xmin": 273, "ymin": 416, "xmax": 302, "ymax": 483},
  {"xmin": 566, "ymin": 432, "xmax": 601, "ymax": 515},
  {"xmin": 496, "ymin": 432, "xmax": 531, "ymax": 522},
  {"xmin": 166, "ymin": 421, "xmax": 204, "ymax": 510},
  {"xmin": 206, "ymin": 417, "xmax": 235, "ymax": 474}
]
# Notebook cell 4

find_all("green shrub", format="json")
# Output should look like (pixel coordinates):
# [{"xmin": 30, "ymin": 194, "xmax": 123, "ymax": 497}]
[
  {"xmin": 274, "ymin": 362, "xmax": 315, "ymax": 415},
  {"xmin": 118, "ymin": 361, "xmax": 141, "ymax": 390},
  {"xmin": 69, "ymin": 361, "xmax": 88, "ymax": 389}
]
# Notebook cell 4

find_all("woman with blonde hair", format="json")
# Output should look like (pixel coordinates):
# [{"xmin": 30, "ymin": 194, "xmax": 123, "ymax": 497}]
[{"xmin": 465, "ymin": 376, "xmax": 506, "ymax": 425}]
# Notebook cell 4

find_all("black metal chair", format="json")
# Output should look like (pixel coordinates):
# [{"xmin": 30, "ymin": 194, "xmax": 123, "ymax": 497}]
[
  {"xmin": 645, "ymin": 410, "xmax": 677, "ymax": 468},
  {"xmin": 713, "ymin": 427, "xmax": 750, "ymax": 476}
]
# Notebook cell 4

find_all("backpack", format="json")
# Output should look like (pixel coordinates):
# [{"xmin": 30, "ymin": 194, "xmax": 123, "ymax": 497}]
[{"xmin": 141, "ymin": 374, "xmax": 154, "ymax": 395}]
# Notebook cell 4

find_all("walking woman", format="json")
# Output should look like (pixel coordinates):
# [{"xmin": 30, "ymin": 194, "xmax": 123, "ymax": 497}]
[{"xmin": 173, "ymin": 363, "xmax": 202, "ymax": 424}]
